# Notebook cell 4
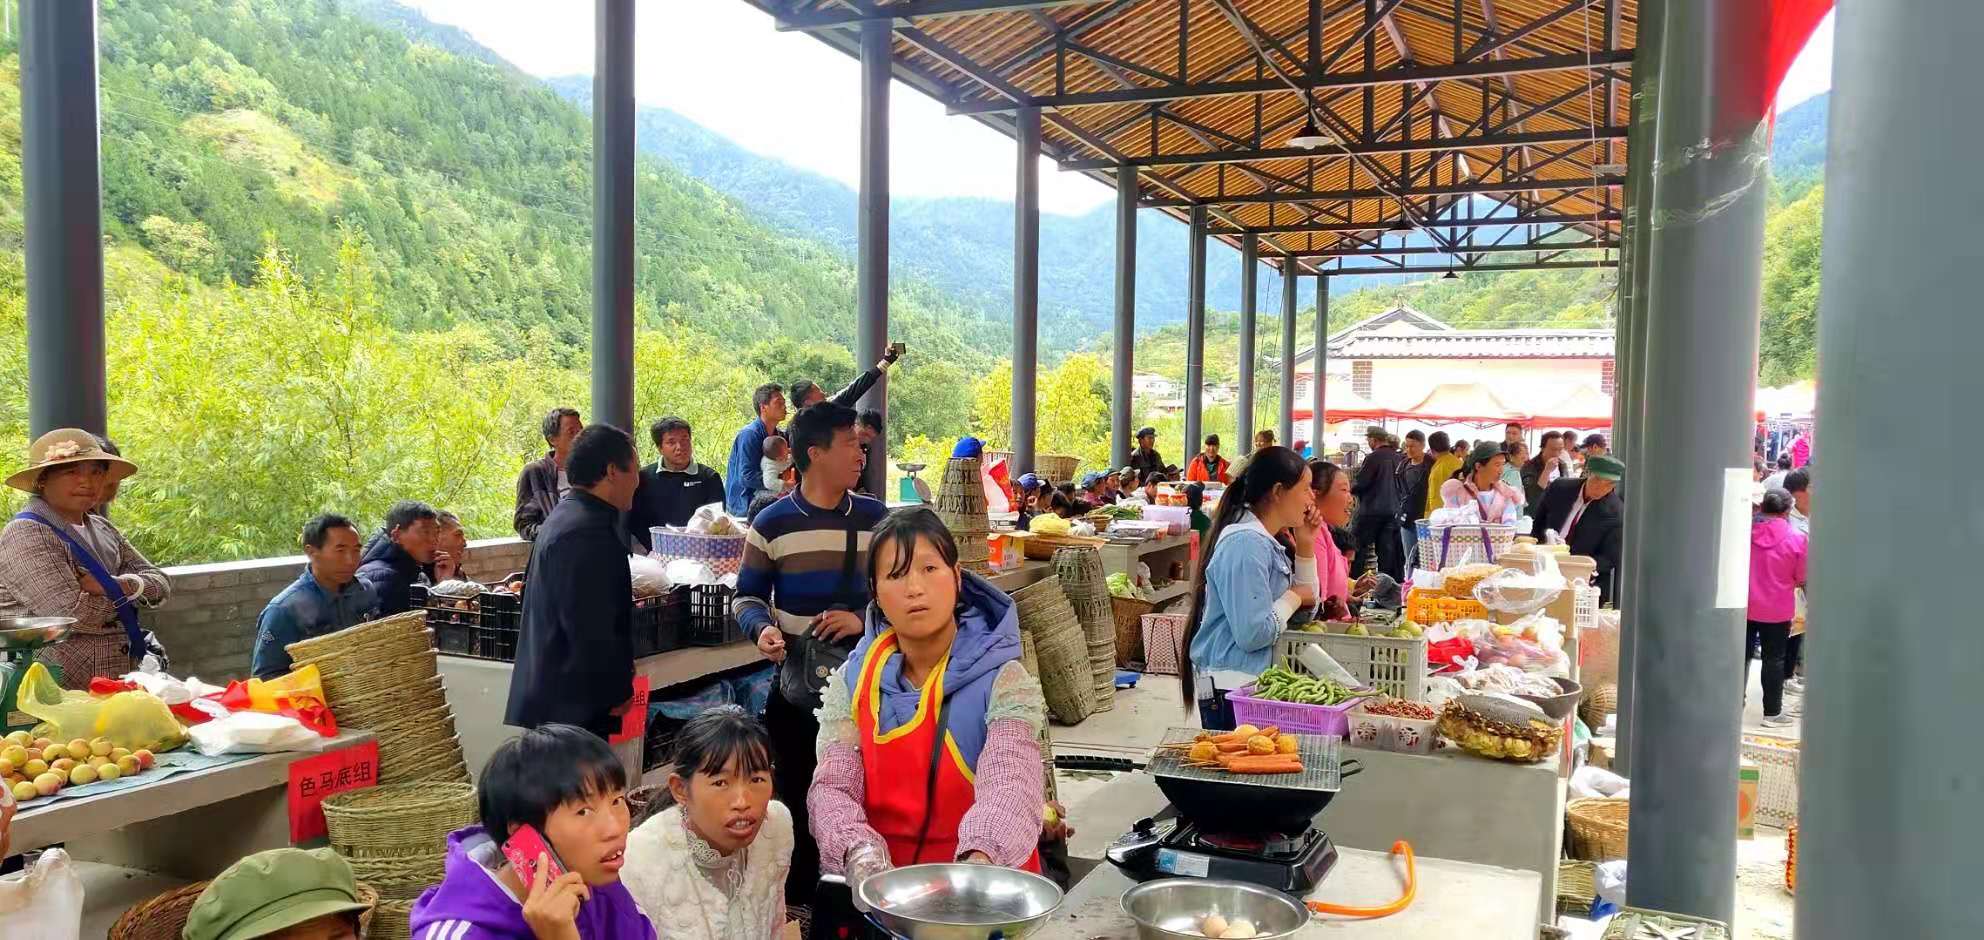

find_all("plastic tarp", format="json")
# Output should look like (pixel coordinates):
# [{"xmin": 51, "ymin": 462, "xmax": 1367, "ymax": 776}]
[
  {"xmin": 1288, "ymin": 374, "xmax": 1389, "ymax": 423},
  {"xmin": 1528, "ymin": 385, "xmax": 1615, "ymax": 428},
  {"xmin": 1385, "ymin": 383, "xmax": 1522, "ymax": 424}
]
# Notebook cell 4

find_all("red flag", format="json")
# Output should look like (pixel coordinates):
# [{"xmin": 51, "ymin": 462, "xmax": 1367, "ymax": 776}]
[{"xmin": 1764, "ymin": 1, "xmax": 1832, "ymax": 113}]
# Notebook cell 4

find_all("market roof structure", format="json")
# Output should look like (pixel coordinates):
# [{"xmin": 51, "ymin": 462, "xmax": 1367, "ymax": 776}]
[
  {"xmin": 1331, "ymin": 325, "xmax": 1614, "ymax": 359},
  {"xmin": 751, "ymin": 0, "xmax": 1632, "ymax": 276}
]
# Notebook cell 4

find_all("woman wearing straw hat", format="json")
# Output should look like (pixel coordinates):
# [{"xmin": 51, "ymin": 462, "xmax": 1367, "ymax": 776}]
[{"xmin": 0, "ymin": 429, "xmax": 171, "ymax": 689}]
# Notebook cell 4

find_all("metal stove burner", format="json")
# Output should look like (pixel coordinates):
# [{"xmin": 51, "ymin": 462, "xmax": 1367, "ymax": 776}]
[
  {"xmin": 1188, "ymin": 828, "xmax": 1317, "ymax": 860},
  {"xmin": 1107, "ymin": 816, "xmax": 1339, "ymax": 895}
]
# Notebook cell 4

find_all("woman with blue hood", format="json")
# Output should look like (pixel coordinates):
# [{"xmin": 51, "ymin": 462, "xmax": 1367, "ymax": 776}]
[{"xmin": 809, "ymin": 507, "xmax": 1048, "ymax": 885}]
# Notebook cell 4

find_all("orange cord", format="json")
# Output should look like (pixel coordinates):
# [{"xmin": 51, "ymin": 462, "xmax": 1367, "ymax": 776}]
[{"xmin": 1306, "ymin": 840, "xmax": 1416, "ymax": 919}]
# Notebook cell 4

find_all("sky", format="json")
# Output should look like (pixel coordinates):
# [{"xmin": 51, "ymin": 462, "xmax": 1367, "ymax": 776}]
[{"xmin": 403, "ymin": 2, "xmax": 1836, "ymax": 217}]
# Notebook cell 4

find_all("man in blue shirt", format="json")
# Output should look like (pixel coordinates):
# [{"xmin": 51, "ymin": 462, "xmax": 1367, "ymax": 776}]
[
  {"xmin": 251, "ymin": 514, "xmax": 379, "ymax": 679},
  {"xmin": 723, "ymin": 383, "xmax": 788, "ymax": 515}
]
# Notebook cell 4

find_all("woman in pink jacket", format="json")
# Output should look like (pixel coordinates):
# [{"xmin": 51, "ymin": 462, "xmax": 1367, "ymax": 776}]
[{"xmin": 1748, "ymin": 490, "xmax": 1808, "ymax": 728}]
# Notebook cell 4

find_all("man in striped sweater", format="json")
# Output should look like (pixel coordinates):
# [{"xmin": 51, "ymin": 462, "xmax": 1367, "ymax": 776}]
[{"xmin": 733, "ymin": 400, "xmax": 888, "ymax": 906}]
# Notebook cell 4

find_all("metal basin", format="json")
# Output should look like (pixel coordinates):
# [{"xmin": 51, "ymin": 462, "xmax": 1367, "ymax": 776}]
[
  {"xmin": 0, "ymin": 617, "xmax": 75, "ymax": 653},
  {"xmin": 1515, "ymin": 676, "xmax": 1583, "ymax": 720},
  {"xmin": 858, "ymin": 863, "xmax": 1064, "ymax": 940},
  {"xmin": 1121, "ymin": 878, "xmax": 1310, "ymax": 940}
]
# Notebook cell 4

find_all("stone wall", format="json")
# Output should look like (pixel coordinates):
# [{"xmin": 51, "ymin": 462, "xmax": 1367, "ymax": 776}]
[{"xmin": 146, "ymin": 537, "xmax": 532, "ymax": 682}]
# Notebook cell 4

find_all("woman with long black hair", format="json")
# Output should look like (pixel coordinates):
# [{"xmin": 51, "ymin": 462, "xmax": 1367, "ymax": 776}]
[{"xmin": 1177, "ymin": 447, "xmax": 1321, "ymax": 727}]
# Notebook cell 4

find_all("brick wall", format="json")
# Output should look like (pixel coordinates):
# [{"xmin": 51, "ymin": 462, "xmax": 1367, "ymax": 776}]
[{"xmin": 146, "ymin": 537, "xmax": 532, "ymax": 683}]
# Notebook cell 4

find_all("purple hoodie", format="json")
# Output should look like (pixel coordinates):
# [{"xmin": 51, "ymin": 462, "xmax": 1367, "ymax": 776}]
[
  {"xmin": 407, "ymin": 825, "xmax": 655, "ymax": 940},
  {"xmin": 1747, "ymin": 515, "xmax": 1808, "ymax": 623}
]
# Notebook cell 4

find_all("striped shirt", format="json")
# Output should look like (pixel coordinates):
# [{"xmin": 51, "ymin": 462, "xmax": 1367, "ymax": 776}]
[{"xmin": 733, "ymin": 490, "xmax": 889, "ymax": 637}]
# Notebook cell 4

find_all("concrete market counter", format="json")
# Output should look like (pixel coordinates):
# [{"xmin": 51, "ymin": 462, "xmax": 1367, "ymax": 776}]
[
  {"xmin": 439, "ymin": 643, "xmax": 760, "ymax": 785},
  {"xmin": 1036, "ymin": 843, "xmax": 1539, "ymax": 940},
  {"xmin": 1065, "ymin": 745, "xmax": 1563, "ymax": 921},
  {"xmin": 11, "ymin": 731, "xmax": 378, "ymax": 880}
]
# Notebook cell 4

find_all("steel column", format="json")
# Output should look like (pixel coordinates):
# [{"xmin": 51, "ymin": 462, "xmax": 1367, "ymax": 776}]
[
  {"xmin": 1611, "ymin": 0, "xmax": 1663, "ymax": 776},
  {"xmin": 1278, "ymin": 259, "xmax": 1297, "ymax": 449},
  {"xmin": 1236, "ymin": 234, "xmax": 1259, "ymax": 449},
  {"xmin": 1012, "ymin": 108, "xmax": 1041, "ymax": 476},
  {"xmin": 1309, "ymin": 275, "xmax": 1328, "ymax": 450},
  {"xmin": 21, "ymin": 0, "xmax": 106, "ymax": 436},
  {"xmin": 1625, "ymin": 0, "xmax": 1771, "ymax": 920},
  {"xmin": 590, "ymin": 0, "xmax": 636, "ymax": 433},
  {"xmin": 1110, "ymin": 163, "xmax": 1137, "ymax": 469},
  {"xmin": 1182, "ymin": 208, "xmax": 1209, "ymax": 460},
  {"xmin": 857, "ymin": 21, "xmax": 892, "ymax": 496},
  {"xmin": 1801, "ymin": 2, "xmax": 1984, "ymax": 935}
]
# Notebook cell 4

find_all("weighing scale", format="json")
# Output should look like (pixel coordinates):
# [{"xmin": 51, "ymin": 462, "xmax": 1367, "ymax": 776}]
[
  {"xmin": 896, "ymin": 462, "xmax": 931, "ymax": 504},
  {"xmin": 1, "ymin": 617, "xmax": 74, "ymax": 733}
]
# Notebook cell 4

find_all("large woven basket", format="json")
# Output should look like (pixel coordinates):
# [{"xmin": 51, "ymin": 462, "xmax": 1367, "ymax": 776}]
[
  {"xmin": 1014, "ymin": 575, "xmax": 1095, "ymax": 724},
  {"xmin": 292, "ymin": 628, "xmax": 433, "ymax": 677},
  {"xmin": 324, "ymin": 782, "xmax": 477, "ymax": 859},
  {"xmin": 1579, "ymin": 682, "xmax": 1618, "ymax": 729},
  {"xmin": 1036, "ymin": 454, "xmax": 1081, "ymax": 484},
  {"xmin": 379, "ymin": 733, "xmax": 468, "ymax": 785},
  {"xmin": 321, "ymin": 649, "xmax": 440, "ymax": 703},
  {"xmin": 1556, "ymin": 859, "xmax": 1598, "ymax": 915},
  {"xmin": 1566, "ymin": 797, "xmax": 1630, "ymax": 861},
  {"xmin": 110, "ymin": 881, "xmax": 378, "ymax": 940},
  {"xmin": 347, "ymin": 852, "xmax": 448, "ymax": 900},
  {"xmin": 370, "ymin": 899, "xmax": 416, "ymax": 940},
  {"xmin": 286, "ymin": 611, "xmax": 428, "ymax": 662}
]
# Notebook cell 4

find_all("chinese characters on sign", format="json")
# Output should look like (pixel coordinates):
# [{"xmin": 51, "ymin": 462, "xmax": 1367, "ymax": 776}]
[{"xmin": 287, "ymin": 740, "xmax": 380, "ymax": 842}]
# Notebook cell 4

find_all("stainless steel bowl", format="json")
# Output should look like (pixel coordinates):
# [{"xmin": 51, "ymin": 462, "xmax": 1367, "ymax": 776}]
[
  {"xmin": 1121, "ymin": 878, "xmax": 1310, "ymax": 940},
  {"xmin": 858, "ymin": 863, "xmax": 1064, "ymax": 940},
  {"xmin": 0, "ymin": 617, "xmax": 75, "ymax": 653}
]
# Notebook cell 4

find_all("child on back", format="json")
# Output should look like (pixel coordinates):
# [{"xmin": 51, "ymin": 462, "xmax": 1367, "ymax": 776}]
[
  {"xmin": 410, "ymin": 724, "xmax": 655, "ymax": 939},
  {"xmin": 759, "ymin": 436, "xmax": 796, "ymax": 502}
]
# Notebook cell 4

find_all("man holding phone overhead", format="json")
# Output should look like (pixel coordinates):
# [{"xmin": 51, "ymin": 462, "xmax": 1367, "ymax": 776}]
[{"xmin": 411, "ymin": 724, "xmax": 655, "ymax": 940}]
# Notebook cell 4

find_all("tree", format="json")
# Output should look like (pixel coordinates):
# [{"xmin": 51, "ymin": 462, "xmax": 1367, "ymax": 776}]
[{"xmin": 1759, "ymin": 185, "xmax": 1823, "ymax": 385}]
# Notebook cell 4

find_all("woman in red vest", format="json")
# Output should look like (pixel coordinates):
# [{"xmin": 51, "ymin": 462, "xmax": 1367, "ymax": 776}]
[{"xmin": 809, "ymin": 508, "xmax": 1045, "ymax": 887}]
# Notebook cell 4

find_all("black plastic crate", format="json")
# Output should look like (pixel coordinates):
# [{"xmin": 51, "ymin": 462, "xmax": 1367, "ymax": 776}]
[
  {"xmin": 684, "ymin": 583, "xmax": 741, "ymax": 646},
  {"xmin": 631, "ymin": 591, "xmax": 687, "ymax": 658},
  {"xmin": 415, "ymin": 585, "xmax": 522, "ymax": 661}
]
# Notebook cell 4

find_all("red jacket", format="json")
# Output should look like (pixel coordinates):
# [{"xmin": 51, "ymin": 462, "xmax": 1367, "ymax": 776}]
[{"xmin": 1184, "ymin": 452, "xmax": 1230, "ymax": 484}]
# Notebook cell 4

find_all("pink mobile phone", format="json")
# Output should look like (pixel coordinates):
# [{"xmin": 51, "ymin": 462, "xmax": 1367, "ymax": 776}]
[{"xmin": 501, "ymin": 825, "xmax": 568, "ymax": 886}]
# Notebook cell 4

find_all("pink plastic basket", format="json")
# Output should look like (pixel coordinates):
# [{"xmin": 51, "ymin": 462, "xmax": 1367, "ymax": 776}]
[{"xmin": 1226, "ymin": 683, "xmax": 1366, "ymax": 737}]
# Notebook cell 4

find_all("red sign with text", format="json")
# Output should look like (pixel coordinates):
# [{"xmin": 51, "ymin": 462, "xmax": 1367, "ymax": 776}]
[
  {"xmin": 287, "ymin": 740, "xmax": 380, "ymax": 843},
  {"xmin": 610, "ymin": 675, "xmax": 650, "ymax": 745}
]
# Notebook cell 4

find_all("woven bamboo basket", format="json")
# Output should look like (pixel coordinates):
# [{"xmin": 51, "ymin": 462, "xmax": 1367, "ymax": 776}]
[
  {"xmin": 346, "ymin": 852, "xmax": 448, "ymax": 900},
  {"xmin": 285, "ymin": 611, "xmax": 428, "ymax": 662},
  {"xmin": 1566, "ymin": 797, "xmax": 1630, "ymax": 862},
  {"xmin": 1020, "ymin": 629, "xmax": 1040, "ymax": 675},
  {"xmin": 291, "ymin": 628, "xmax": 434, "ymax": 677},
  {"xmin": 329, "ymin": 674, "xmax": 447, "ymax": 720},
  {"xmin": 321, "ymin": 650, "xmax": 441, "ymax": 703},
  {"xmin": 1010, "ymin": 574, "xmax": 1072, "ymax": 614},
  {"xmin": 336, "ymin": 689, "xmax": 451, "ymax": 732},
  {"xmin": 1053, "ymin": 544, "xmax": 1106, "ymax": 586},
  {"xmin": 379, "ymin": 733, "xmax": 468, "ymax": 785},
  {"xmin": 1018, "ymin": 582, "xmax": 1093, "ymax": 724},
  {"xmin": 1110, "ymin": 594, "xmax": 1156, "ymax": 665},
  {"xmin": 368, "ymin": 704, "xmax": 458, "ymax": 745},
  {"xmin": 1556, "ymin": 859, "xmax": 1598, "ymax": 915},
  {"xmin": 393, "ymin": 758, "xmax": 472, "ymax": 786},
  {"xmin": 110, "ymin": 881, "xmax": 378, "ymax": 940},
  {"xmin": 935, "ymin": 457, "xmax": 986, "ymax": 513},
  {"xmin": 370, "ymin": 899, "xmax": 417, "ymax": 940},
  {"xmin": 1579, "ymin": 682, "xmax": 1619, "ymax": 729},
  {"xmin": 1036, "ymin": 454, "xmax": 1081, "ymax": 484},
  {"xmin": 323, "ymin": 782, "xmax": 477, "ymax": 859}
]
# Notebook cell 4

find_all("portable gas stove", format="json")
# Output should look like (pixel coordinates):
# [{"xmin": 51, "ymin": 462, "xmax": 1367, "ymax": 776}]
[{"xmin": 1103, "ymin": 727, "xmax": 1361, "ymax": 895}]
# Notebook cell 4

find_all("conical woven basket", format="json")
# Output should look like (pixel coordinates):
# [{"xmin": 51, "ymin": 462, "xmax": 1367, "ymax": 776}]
[{"xmin": 1014, "ymin": 575, "xmax": 1094, "ymax": 723}]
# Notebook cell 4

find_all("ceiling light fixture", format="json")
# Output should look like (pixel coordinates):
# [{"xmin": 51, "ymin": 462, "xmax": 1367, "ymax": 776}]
[{"xmin": 1289, "ymin": 92, "xmax": 1332, "ymax": 149}]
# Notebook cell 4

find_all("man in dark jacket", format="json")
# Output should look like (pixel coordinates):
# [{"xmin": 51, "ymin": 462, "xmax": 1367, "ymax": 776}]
[
  {"xmin": 512, "ymin": 407, "xmax": 582, "ymax": 541},
  {"xmin": 356, "ymin": 500, "xmax": 440, "ymax": 616},
  {"xmin": 1521, "ymin": 430, "xmax": 1567, "ymax": 515},
  {"xmin": 627, "ymin": 415, "xmax": 724, "ymax": 552},
  {"xmin": 506, "ymin": 425, "xmax": 643, "ymax": 739},
  {"xmin": 1531, "ymin": 455, "xmax": 1626, "ymax": 604},
  {"xmin": 1127, "ymin": 427, "xmax": 1170, "ymax": 479},
  {"xmin": 1351, "ymin": 427, "xmax": 1404, "ymax": 579},
  {"xmin": 790, "ymin": 343, "xmax": 905, "ymax": 411},
  {"xmin": 1395, "ymin": 429, "xmax": 1432, "ymax": 571}
]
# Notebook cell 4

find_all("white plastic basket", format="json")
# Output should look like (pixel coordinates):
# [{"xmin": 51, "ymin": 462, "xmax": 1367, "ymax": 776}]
[
  {"xmin": 1415, "ymin": 520, "xmax": 1517, "ymax": 570},
  {"xmin": 1742, "ymin": 734, "xmax": 1800, "ymax": 828},
  {"xmin": 1274, "ymin": 630, "xmax": 1428, "ymax": 703},
  {"xmin": 1574, "ymin": 583, "xmax": 1602, "ymax": 631}
]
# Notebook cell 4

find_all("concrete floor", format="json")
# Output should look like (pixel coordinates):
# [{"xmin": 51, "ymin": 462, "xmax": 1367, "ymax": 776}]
[{"xmin": 1053, "ymin": 672, "xmax": 1800, "ymax": 940}]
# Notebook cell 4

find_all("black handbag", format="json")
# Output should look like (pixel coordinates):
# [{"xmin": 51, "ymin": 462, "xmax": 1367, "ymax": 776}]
[{"xmin": 776, "ymin": 517, "xmax": 863, "ymax": 709}]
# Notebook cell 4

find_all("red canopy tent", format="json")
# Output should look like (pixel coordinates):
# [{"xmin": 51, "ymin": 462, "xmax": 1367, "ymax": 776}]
[
  {"xmin": 1528, "ymin": 385, "xmax": 1616, "ymax": 428},
  {"xmin": 1387, "ymin": 383, "xmax": 1523, "ymax": 424},
  {"xmin": 1288, "ymin": 374, "xmax": 1389, "ymax": 424}
]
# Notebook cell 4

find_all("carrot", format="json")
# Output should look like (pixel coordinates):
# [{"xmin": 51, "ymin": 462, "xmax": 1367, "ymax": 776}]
[{"xmin": 1218, "ymin": 755, "xmax": 1304, "ymax": 774}]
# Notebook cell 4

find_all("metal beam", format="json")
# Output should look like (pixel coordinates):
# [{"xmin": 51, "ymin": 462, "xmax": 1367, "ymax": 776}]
[
  {"xmin": 1147, "ymin": 174, "xmax": 1624, "ymax": 207},
  {"xmin": 1182, "ymin": 208, "xmax": 1209, "ymax": 462},
  {"xmin": 1214, "ymin": 210, "xmax": 1618, "ymax": 235},
  {"xmin": 950, "ymin": 49, "xmax": 1633, "ymax": 114},
  {"xmin": 591, "ymin": 0, "xmax": 635, "ymax": 433},
  {"xmin": 1110, "ymin": 163, "xmax": 1137, "ymax": 469},
  {"xmin": 1012, "ymin": 108, "xmax": 1041, "ymax": 476},
  {"xmin": 1801, "ymin": 2, "xmax": 1983, "ymax": 935},
  {"xmin": 1292, "ymin": 238, "xmax": 1617, "ymax": 258},
  {"xmin": 1626, "ymin": 0, "xmax": 1771, "ymax": 920},
  {"xmin": 1463, "ymin": 0, "xmax": 1604, "ymax": 62},
  {"xmin": 1060, "ymin": 125, "xmax": 1625, "ymax": 171},
  {"xmin": 1318, "ymin": 259, "xmax": 1615, "ymax": 274},
  {"xmin": 856, "ymin": 21, "xmax": 892, "ymax": 496},
  {"xmin": 1237, "ymin": 234, "xmax": 1260, "ymax": 451},
  {"xmin": 21, "ymin": 0, "xmax": 106, "ymax": 436},
  {"xmin": 778, "ymin": 0, "xmax": 1108, "ymax": 31},
  {"xmin": 1279, "ymin": 258, "xmax": 1298, "ymax": 448}
]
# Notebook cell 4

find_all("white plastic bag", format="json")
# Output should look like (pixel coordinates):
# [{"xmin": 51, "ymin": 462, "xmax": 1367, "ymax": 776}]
[
  {"xmin": 189, "ymin": 711, "xmax": 324, "ymax": 756},
  {"xmin": 1472, "ymin": 551, "xmax": 1567, "ymax": 614},
  {"xmin": 664, "ymin": 558, "xmax": 719, "ymax": 587},
  {"xmin": 627, "ymin": 554, "xmax": 673, "ymax": 598},
  {"xmin": 0, "ymin": 848, "xmax": 84, "ymax": 940},
  {"xmin": 685, "ymin": 503, "xmax": 739, "ymax": 535}
]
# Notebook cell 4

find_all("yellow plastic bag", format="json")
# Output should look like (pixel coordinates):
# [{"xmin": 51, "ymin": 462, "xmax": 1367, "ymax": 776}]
[
  {"xmin": 96, "ymin": 690, "xmax": 188, "ymax": 753},
  {"xmin": 14, "ymin": 662, "xmax": 102, "ymax": 742},
  {"xmin": 15, "ymin": 662, "xmax": 188, "ymax": 752},
  {"xmin": 243, "ymin": 663, "xmax": 327, "ymax": 713}
]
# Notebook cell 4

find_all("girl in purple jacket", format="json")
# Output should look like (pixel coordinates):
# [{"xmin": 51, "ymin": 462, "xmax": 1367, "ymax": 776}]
[{"xmin": 410, "ymin": 725, "xmax": 656, "ymax": 940}]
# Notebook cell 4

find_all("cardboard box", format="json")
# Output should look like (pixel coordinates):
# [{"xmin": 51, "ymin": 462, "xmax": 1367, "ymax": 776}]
[{"xmin": 1737, "ymin": 757, "xmax": 1761, "ymax": 839}]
